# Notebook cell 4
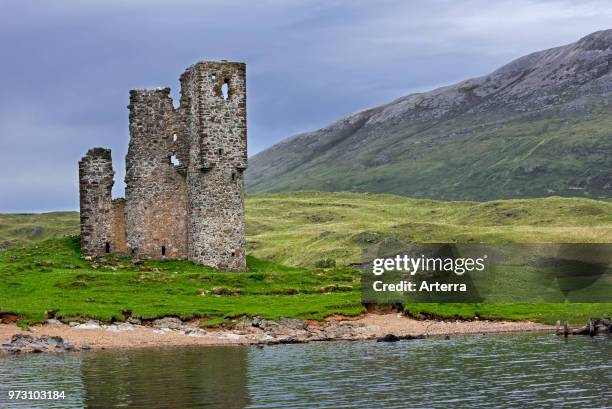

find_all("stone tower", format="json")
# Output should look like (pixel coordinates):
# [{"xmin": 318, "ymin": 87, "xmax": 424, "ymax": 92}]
[
  {"xmin": 181, "ymin": 61, "xmax": 247, "ymax": 270},
  {"xmin": 79, "ymin": 148, "xmax": 115, "ymax": 256},
  {"xmin": 79, "ymin": 60, "xmax": 247, "ymax": 271},
  {"xmin": 78, "ymin": 148, "xmax": 128, "ymax": 256}
]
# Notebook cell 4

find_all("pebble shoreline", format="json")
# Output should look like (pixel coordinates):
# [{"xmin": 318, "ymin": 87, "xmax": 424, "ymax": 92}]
[{"xmin": 0, "ymin": 314, "xmax": 555, "ymax": 353}]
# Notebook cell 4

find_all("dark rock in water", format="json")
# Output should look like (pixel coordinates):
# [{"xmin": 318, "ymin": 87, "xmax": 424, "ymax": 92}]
[
  {"xmin": 569, "ymin": 317, "xmax": 611, "ymax": 336},
  {"xmin": 63, "ymin": 343, "xmax": 75, "ymax": 351},
  {"xmin": 377, "ymin": 334, "xmax": 400, "ymax": 342},
  {"xmin": 279, "ymin": 338, "xmax": 304, "ymax": 344},
  {"xmin": 594, "ymin": 318, "xmax": 611, "ymax": 332},
  {"xmin": 402, "ymin": 334, "xmax": 424, "ymax": 340},
  {"xmin": 572, "ymin": 326, "xmax": 591, "ymax": 335},
  {"xmin": 377, "ymin": 334, "xmax": 424, "ymax": 342},
  {"xmin": 81, "ymin": 344, "xmax": 92, "ymax": 351}
]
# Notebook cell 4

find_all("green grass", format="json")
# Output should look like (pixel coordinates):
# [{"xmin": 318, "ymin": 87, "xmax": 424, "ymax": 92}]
[
  {"xmin": 401, "ymin": 303, "xmax": 611, "ymax": 325},
  {"xmin": 0, "ymin": 212, "xmax": 78, "ymax": 249},
  {"xmin": 0, "ymin": 192, "xmax": 610, "ymax": 326},
  {"xmin": 246, "ymin": 192, "xmax": 612, "ymax": 266},
  {"xmin": 0, "ymin": 237, "xmax": 363, "ymax": 326}
]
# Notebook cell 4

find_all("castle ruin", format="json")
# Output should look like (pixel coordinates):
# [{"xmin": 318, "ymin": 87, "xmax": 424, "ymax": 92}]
[{"xmin": 79, "ymin": 60, "xmax": 247, "ymax": 271}]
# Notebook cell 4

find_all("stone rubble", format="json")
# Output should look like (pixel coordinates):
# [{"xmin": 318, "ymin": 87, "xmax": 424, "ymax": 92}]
[{"xmin": 0, "ymin": 334, "xmax": 90, "ymax": 354}]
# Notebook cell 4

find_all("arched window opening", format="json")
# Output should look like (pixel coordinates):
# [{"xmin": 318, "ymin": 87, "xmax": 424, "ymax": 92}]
[
  {"xmin": 161, "ymin": 246, "xmax": 166, "ymax": 256},
  {"xmin": 218, "ymin": 148, "xmax": 223, "ymax": 156},
  {"xmin": 105, "ymin": 242, "xmax": 110, "ymax": 253},
  {"xmin": 231, "ymin": 172, "xmax": 237, "ymax": 182},
  {"xmin": 169, "ymin": 154, "xmax": 180, "ymax": 166},
  {"xmin": 221, "ymin": 80, "xmax": 229, "ymax": 101},
  {"xmin": 172, "ymin": 133, "xmax": 178, "ymax": 142}
]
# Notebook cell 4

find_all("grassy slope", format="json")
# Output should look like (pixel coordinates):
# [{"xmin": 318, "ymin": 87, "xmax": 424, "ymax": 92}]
[
  {"xmin": 248, "ymin": 112, "xmax": 612, "ymax": 201},
  {"xmin": 0, "ymin": 212, "xmax": 78, "ymax": 249},
  {"xmin": 1, "ymin": 192, "xmax": 611, "ymax": 326},
  {"xmin": 247, "ymin": 192, "xmax": 612, "ymax": 266}
]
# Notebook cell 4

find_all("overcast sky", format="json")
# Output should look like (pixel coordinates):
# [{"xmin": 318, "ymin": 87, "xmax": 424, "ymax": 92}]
[{"xmin": 1, "ymin": 0, "xmax": 611, "ymax": 212}]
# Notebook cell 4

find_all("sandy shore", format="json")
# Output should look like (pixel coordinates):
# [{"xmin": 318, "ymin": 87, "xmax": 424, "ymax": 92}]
[{"xmin": 0, "ymin": 314, "xmax": 553, "ymax": 352}]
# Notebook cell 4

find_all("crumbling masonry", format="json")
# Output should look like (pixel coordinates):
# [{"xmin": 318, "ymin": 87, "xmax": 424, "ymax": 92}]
[{"xmin": 79, "ymin": 61, "xmax": 247, "ymax": 271}]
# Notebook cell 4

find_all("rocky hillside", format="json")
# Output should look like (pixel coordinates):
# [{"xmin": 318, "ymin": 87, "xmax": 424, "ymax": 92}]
[{"xmin": 247, "ymin": 30, "xmax": 612, "ymax": 200}]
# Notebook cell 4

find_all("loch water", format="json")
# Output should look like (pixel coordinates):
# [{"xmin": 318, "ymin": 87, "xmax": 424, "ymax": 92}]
[{"xmin": 0, "ymin": 333, "xmax": 610, "ymax": 408}]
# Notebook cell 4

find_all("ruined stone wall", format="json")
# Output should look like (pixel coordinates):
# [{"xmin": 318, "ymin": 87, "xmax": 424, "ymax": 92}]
[
  {"xmin": 80, "ymin": 61, "xmax": 247, "ymax": 271},
  {"xmin": 180, "ymin": 61, "xmax": 247, "ymax": 271},
  {"xmin": 124, "ymin": 88, "xmax": 189, "ymax": 259},
  {"xmin": 79, "ymin": 148, "xmax": 115, "ymax": 256}
]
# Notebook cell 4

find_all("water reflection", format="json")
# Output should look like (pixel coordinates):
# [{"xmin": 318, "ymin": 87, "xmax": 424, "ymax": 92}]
[
  {"xmin": 82, "ymin": 346, "xmax": 250, "ymax": 409},
  {"xmin": 0, "ymin": 334, "xmax": 610, "ymax": 408}
]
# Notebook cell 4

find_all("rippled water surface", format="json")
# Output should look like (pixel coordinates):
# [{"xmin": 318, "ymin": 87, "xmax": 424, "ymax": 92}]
[{"xmin": 0, "ymin": 334, "xmax": 610, "ymax": 408}]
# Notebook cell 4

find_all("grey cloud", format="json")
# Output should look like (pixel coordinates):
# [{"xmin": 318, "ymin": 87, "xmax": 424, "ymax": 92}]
[{"xmin": 0, "ymin": 0, "xmax": 610, "ymax": 211}]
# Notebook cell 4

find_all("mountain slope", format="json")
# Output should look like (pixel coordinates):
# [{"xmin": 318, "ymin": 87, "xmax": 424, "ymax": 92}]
[{"xmin": 247, "ymin": 30, "xmax": 612, "ymax": 200}]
